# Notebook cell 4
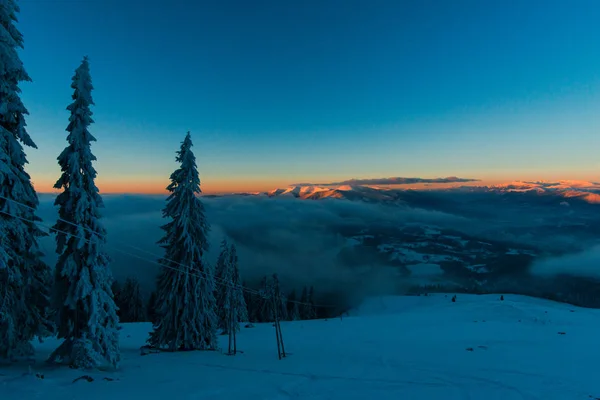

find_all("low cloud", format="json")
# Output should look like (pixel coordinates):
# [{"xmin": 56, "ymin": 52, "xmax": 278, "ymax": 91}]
[
  {"xmin": 34, "ymin": 190, "xmax": 600, "ymax": 305},
  {"xmin": 35, "ymin": 194, "xmax": 472, "ymax": 298},
  {"xmin": 530, "ymin": 245, "xmax": 600, "ymax": 279}
]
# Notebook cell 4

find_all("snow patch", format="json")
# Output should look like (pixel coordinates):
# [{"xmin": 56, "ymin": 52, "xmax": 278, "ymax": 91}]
[{"xmin": 2, "ymin": 295, "xmax": 600, "ymax": 399}]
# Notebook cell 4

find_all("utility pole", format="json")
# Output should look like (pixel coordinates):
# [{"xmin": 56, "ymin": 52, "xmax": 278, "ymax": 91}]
[
  {"xmin": 271, "ymin": 274, "xmax": 286, "ymax": 359},
  {"xmin": 233, "ymin": 311, "xmax": 237, "ymax": 355},
  {"xmin": 232, "ymin": 280, "xmax": 238, "ymax": 355},
  {"xmin": 227, "ymin": 281, "xmax": 237, "ymax": 355},
  {"xmin": 227, "ymin": 309, "xmax": 232, "ymax": 355},
  {"xmin": 227, "ymin": 303, "xmax": 234, "ymax": 355}
]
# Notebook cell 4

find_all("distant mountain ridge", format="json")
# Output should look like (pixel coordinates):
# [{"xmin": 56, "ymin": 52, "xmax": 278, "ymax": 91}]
[
  {"xmin": 290, "ymin": 176, "xmax": 480, "ymax": 186},
  {"xmin": 262, "ymin": 180, "xmax": 600, "ymax": 205}
]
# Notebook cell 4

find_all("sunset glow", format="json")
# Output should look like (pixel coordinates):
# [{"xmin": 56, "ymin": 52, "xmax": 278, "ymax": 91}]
[
  {"xmin": 3, "ymin": 1, "xmax": 600, "ymax": 395},
  {"xmin": 15, "ymin": 1, "xmax": 600, "ymax": 195}
]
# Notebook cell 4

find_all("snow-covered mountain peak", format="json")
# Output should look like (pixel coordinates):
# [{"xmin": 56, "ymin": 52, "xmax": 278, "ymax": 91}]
[
  {"xmin": 263, "ymin": 179, "xmax": 600, "ymax": 205},
  {"xmin": 267, "ymin": 185, "xmax": 346, "ymax": 199}
]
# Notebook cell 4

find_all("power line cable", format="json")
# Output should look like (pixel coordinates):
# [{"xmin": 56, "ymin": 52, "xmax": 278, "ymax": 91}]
[{"xmin": 0, "ymin": 196, "xmax": 339, "ymax": 309}]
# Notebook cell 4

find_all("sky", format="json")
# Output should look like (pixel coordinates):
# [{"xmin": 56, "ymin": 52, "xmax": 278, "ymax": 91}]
[{"xmin": 15, "ymin": 0, "xmax": 600, "ymax": 194}]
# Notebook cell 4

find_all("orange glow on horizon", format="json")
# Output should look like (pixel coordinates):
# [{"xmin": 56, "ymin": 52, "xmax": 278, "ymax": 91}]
[
  {"xmin": 33, "ymin": 177, "xmax": 292, "ymax": 195},
  {"xmin": 31, "ymin": 174, "xmax": 600, "ymax": 196}
]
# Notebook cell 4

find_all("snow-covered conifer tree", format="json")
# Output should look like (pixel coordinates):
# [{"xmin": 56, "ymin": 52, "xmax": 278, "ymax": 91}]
[
  {"xmin": 0, "ymin": 0, "xmax": 53, "ymax": 359},
  {"xmin": 111, "ymin": 280, "xmax": 122, "ymax": 318},
  {"xmin": 242, "ymin": 281, "xmax": 257, "ymax": 322},
  {"xmin": 286, "ymin": 290, "xmax": 300, "ymax": 321},
  {"xmin": 299, "ymin": 286, "xmax": 317, "ymax": 320},
  {"xmin": 119, "ymin": 277, "xmax": 146, "ymax": 323},
  {"xmin": 299, "ymin": 286, "xmax": 308, "ymax": 319},
  {"xmin": 277, "ymin": 291, "xmax": 288, "ymax": 321},
  {"xmin": 215, "ymin": 240, "xmax": 231, "ymax": 333},
  {"xmin": 111, "ymin": 280, "xmax": 122, "ymax": 300},
  {"xmin": 270, "ymin": 274, "xmax": 287, "ymax": 321},
  {"xmin": 215, "ymin": 241, "xmax": 248, "ymax": 333},
  {"xmin": 148, "ymin": 132, "xmax": 218, "ymax": 351},
  {"xmin": 307, "ymin": 286, "xmax": 317, "ymax": 319},
  {"xmin": 257, "ymin": 276, "xmax": 274, "ymax": 322},
  {"xmin": 290, "ymin": 300, "xmax": 300, "ymax": 321},
  {"xmin": 48, "ymin": 57, "xmax": 120, "ymax": 369},
  {"xmin": 229, "ymin": 244, "xmax": 248, "ymax": 327},
  {"xmin": 214, "ymin": 239, "xmax": 229, "ymax": 285},
  {"xmin": 146, "ymin": 290, "xmax": 158, "ymax": 324}
]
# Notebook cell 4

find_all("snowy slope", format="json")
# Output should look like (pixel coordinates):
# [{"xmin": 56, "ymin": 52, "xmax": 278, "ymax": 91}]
[{"xmin": 2, "ymin": 294, "xmax": 599, "ymax": 399}]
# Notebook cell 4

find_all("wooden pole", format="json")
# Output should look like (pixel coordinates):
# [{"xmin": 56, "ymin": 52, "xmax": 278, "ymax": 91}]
[
  {"xmin": 233, "ymin": 313, "xmax": 237, "ymax": 355},
  {"xmin": 273, "ymin": 275, "xmax": 286, "ymax": 358},
  {"xmin": 232, "ymin": 298, "xmax": 238, "ymax": 355},
  {"xmin": 227, "ymin": 306, "xmax": 232, "ymax": 355},
  {"xmin": 276, "ymin": 314, "xmax": 286, "ymax": 358},
  {"xmin": 272, "ymin": 287, "xmax": 282, "ymax": 360},
  {"xmin": 274, "ymin": 298, "xmax": 285, "ymax": 358}
]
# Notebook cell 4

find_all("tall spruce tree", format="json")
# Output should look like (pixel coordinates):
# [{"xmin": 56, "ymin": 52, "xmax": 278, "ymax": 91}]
[
  {"xmin": 148, "ymin": 132, "xmax": 218, "ymax": 351},
  {"xmin": 215, "ymin": 241, "xmax": 249, "ymax": 333},
  {"xmin": 111, "ymin": 279, "xmax": 122, "ymax": 300},
  {"xmin": 257, "ymin": 275, "xmax": 274, "ymax": 322},
  {"xmin": 229, "ymin": 244, "xmax": 248, "ymax": 326},
  {"xmin": 119, "ymin": 277, "xmax": 146, "ymax": 323},
  {"xmin": 286, "ymin": 290, "xmax": 300, "ymax": 321},
  {"xmin": 299, "ymin": 286, "xmax": 309, "ymax": 319},
  {"xmin": 277, "ymin": 290, "xmax": 288, "ymax": 321},
  {"xmin": 242, "ymin": 281, "xmax": 256, "ymax": 323},
  {"xmin": 307, "ymin": 286, "xmax": 317, "ymax": 319},
  {"xmin": 214, "ymin": 239, "xmax": 229, "ymax": 284},
  {"xmin": 48, "ymin": 57, "xmax": 120, "ymax": 369},
  {"xmin": 215, "ymin": 240, "xmax": 231, "ymax": 333},
  {"xmin": 271, "ymin": 274, "xmax": 287, "ymax": 321},
  {"xmin": 146, "ymin": 290, "xmax": 158, "ymax": 324},
  {"xmin": 0, "ymin": 0, "xmax": 53, "ymax": 359},
  {"xmin": 111, "ymin": 279, "xmax": 122, "ymax": 319}
]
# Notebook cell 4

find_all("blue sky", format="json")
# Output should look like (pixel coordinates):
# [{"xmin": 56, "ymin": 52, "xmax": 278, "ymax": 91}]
[{"xmin": 16, "ymin": 0, "xmax": 600, "ymax": 193}]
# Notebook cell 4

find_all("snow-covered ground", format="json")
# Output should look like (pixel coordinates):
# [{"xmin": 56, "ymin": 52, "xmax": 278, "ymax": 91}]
[{"xmin": 2, "ymin": 294, "xmax": 599, "ymax": 399}]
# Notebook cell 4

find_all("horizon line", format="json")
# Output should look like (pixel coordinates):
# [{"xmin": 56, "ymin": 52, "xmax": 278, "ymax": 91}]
[{"xmin": 33, "ymin": 176, "xmax": 600, "ymax": 197}]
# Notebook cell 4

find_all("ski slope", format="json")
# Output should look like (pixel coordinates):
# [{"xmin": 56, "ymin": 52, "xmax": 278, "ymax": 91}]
[{"xmin": 1, "ymin": 294, "xmax": 599, "ymax": 399}]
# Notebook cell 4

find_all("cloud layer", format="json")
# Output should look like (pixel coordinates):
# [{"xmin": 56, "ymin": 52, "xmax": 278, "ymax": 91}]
[
  {"xmin": 34, "ymin": 189, "xmax": 600, "ymax": 305},
  {"xmin": 35, "ymin": 194, "xmax": 472, "ymax": 297},
  {"xmin": 530, "ymin": 245, "xmax": 600, "ymax": 279}
]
